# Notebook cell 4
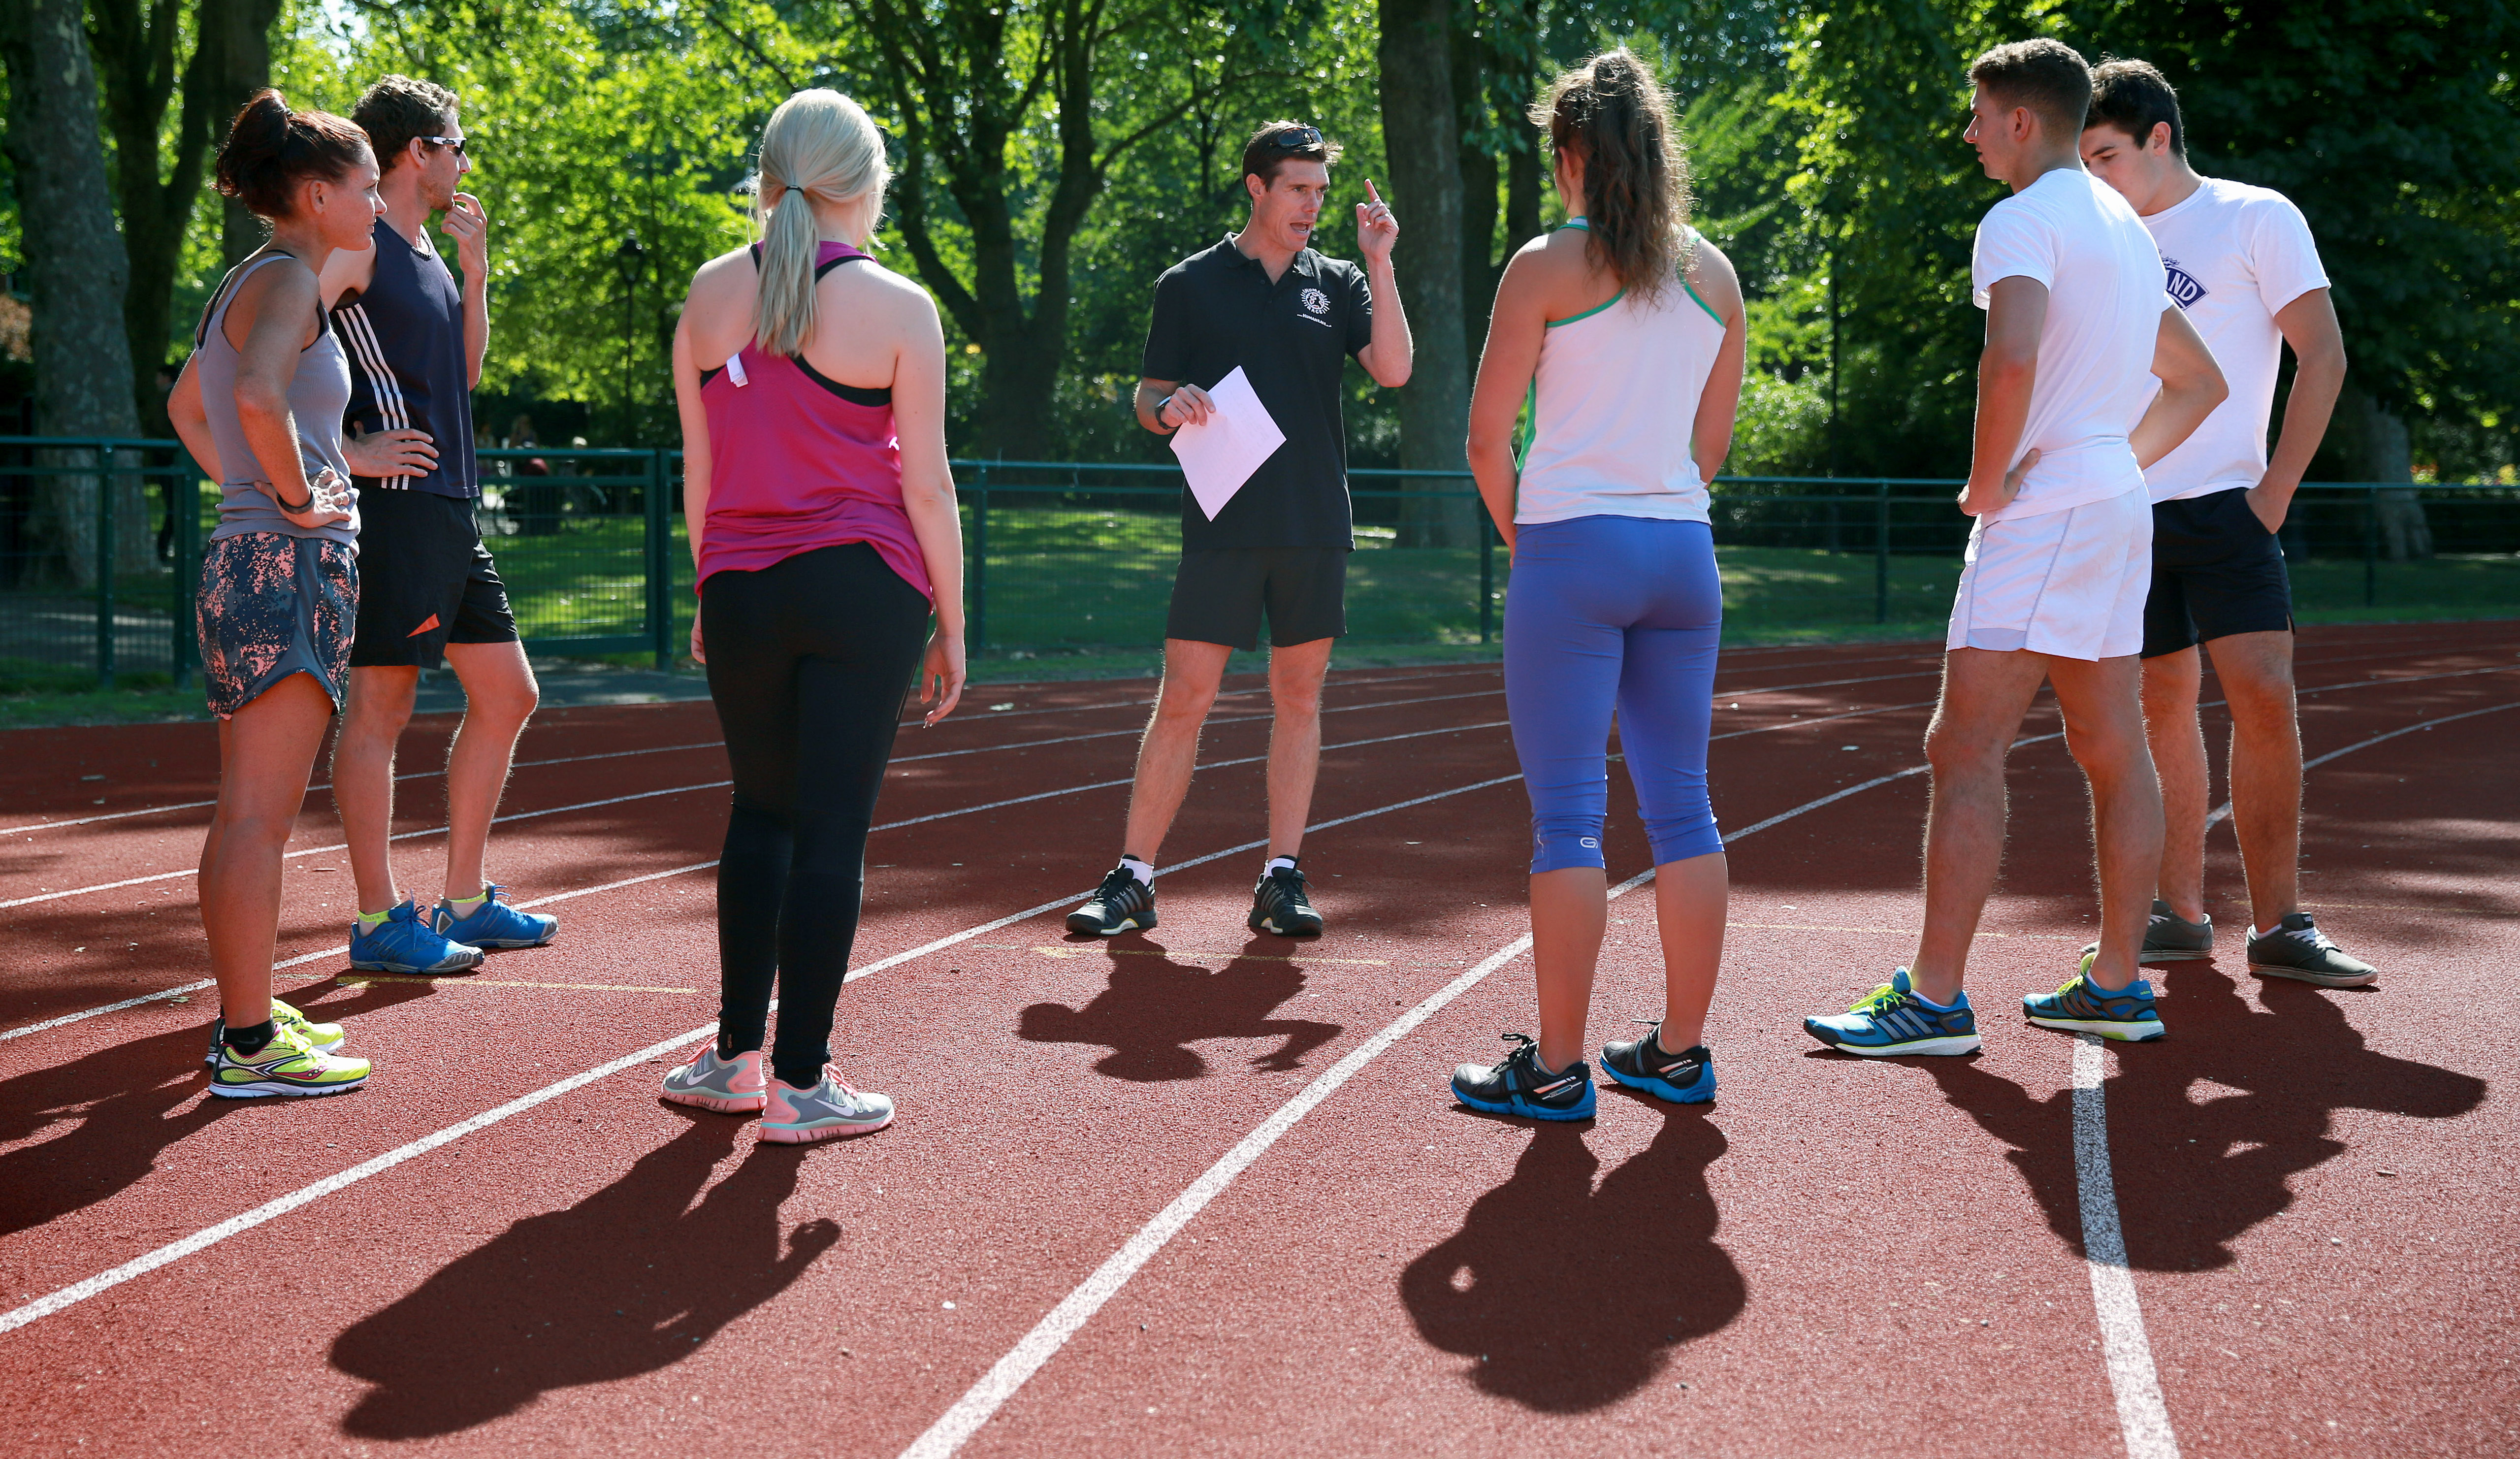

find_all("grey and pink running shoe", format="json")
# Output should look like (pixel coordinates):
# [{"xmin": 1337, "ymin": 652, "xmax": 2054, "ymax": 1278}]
[
  {"xmin": 759, "ymin": 1067, "xmax": 895, "ymax": 1144},
  {"xmin": 659, "ymin": 1043, "xmax": 767, "ymax": 1113}
]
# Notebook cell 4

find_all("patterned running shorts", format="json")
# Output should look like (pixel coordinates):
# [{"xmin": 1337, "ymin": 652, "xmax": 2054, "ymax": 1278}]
[{"xmin": 196, "ymin": 532, "xmax": 358, "ymax": 718}]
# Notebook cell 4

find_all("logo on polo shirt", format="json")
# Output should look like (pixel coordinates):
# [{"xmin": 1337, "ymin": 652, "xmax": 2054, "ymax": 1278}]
[
  {"xmin": 2162, "ymin": 257, "xmax": 2207, "ymax": 310},
  {"xmin": 1301, "ymin": 287, "xmax": 1330, "ymax": 315}
]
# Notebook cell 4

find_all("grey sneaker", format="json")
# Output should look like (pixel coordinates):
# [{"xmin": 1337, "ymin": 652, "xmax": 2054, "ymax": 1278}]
[
  {"xmin": 2080, "ymin": 898, "xmax": 2215, "ymax": 963},
  {"xmin": 2247, "ymin": 913, "xmax": 2380, "ymax": 988},
  {"xmin": 660, "ymin": 1043, "xmax": 768, "ymax": 1113},
  {"xmin": 760, "ymin": 1067, "xmax": 894, "ymax": 1144}
]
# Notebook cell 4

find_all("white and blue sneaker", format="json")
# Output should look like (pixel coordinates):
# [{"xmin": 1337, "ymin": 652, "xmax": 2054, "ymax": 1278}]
[
  {"xmin": 2023, "ymin": 952, "xmax": 2167, "ymax": 1041},
  {"xmin": 1599, "ymin": 1022, "xmax": 1716, "ymax": 1104},
  {"xmin": 434, "ymin": 884, "xmax": 558, "ymax": 950},
  {"xmin": 348, "ymin": 900, "xmax": 485, "ymax": 975},
  {"xmin": 1803, "ymin": 969, "xmax": 1981, "ymax": 1056},
  {"xmin": 1450, "ymin": 1034, "xmax": 1596, "ymax": 1121}
]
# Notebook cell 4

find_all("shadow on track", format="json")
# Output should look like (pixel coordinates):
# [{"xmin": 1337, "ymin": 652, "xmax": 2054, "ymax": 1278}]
[
  {"xmin": 1928, "ymin": 963, "xmax": 2486, "ymax": 1270},
  {"xmin": 0, "ymin": 977, "xmax": 420, "ymax": 1238},
  {"xmin": 1399, "ymin": 1111, "xmax": 1744, "ymax": 1412},
  {"xmin": 1016, "ymin": 938, "xmax": 1340, "ymax": 1081},
  {"xmin": 332, "ymin": 1117, "xmax": 833, "ymax": 1439}
]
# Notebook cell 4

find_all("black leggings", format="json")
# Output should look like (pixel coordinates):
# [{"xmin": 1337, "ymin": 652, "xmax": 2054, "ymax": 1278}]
[{"xmin": 701, "ymin": 542, "xmax": 930, "ymax": 1086}]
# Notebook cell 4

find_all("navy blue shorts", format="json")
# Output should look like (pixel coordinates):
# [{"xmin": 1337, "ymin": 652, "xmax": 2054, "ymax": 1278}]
[{"xmin": 2141, "ymin": 488, "xmax": 2294, "ymax": 658}]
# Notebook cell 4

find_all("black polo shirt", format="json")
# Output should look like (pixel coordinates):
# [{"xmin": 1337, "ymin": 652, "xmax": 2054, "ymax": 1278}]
[{"xmin": 1142, "ymin": 235, "xmax": 1374, "ymax": 551}]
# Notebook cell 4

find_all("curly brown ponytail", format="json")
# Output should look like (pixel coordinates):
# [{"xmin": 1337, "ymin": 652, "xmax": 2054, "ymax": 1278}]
[
  {"xmin": 1529, "ymin": 49, "xmax": 1692, "ymax": 303},
  {"xmin": 214, "ymin": 89, "xmax": 372, "ymax": 220}
]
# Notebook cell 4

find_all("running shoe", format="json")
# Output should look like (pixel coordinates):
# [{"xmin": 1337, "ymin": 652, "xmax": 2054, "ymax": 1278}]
[
  {"xmin": 1249, "ymin": 862, "xmax": 1325, "ymax": 937},
  {"xmin": 1450, "ymin": 1034, "xmax": 1595, "ymax": 1121},
  {"xmin": 2079, "ymin": 898, "xmax": 2215, "ymax": 963},
  {"xmin": 348, "ymin": 900, "xmax": 485, "ymax": 974},
  {"xmin": 209, "ymin": 1023, "xmax": 371, "ymax": 1099},
  {"xmin": 659, "ymin": 1043, "xmax": 768, "ymax": 1113},
  {"xmin": 434, "ymin": 884, "xmax": 558, "ymax": 950},
  {"xmin": 2246, "ymin": 912, "xmax": 2380, "ymax": 988},
  {"xmin": 2022, "ymin": 952, "xmax": 2167, "ymax": 1041},
  {"xmin": 1598, "ymin": 1022, "xmax": 1716, "ymax": 1104},
  {"xmin": 758, "ymin": 1067, "xmax": 895, "ymax": 1144},
  {"xmin": 1802, "ymin": 969, "xmax": 1981, "ymax": 1057},
  {"xmin": 202, "ymin": 997, "xmax": 346, "ymax": 1070},
  {"xmin": 1066, "ymin": 865, "xmax": 1157, "ymax": 936}
]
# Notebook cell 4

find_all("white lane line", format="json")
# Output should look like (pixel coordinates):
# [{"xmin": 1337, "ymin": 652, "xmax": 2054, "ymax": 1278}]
[
  {"xmin": 896, "ymin": 751, "xmax": 1987, "ymax": 1459},
  {"xmin": 0, "ymin": 768, "xmax": 1535, "ymax": 1336},
  {"xmin": 890, "ymin": 663, "xmax": 1504, "ymax": 729},
  {"xmin": 2203, "ymin": 697, "xmax": 2520, "ymax": 828},
  {"xmin": 0, "ymin": 721, "xmax": 1520, "ymax": 1043},
  {"xmin": 2073, "ymin": 1034, "xmax": 2182, "ymax": 1459}
]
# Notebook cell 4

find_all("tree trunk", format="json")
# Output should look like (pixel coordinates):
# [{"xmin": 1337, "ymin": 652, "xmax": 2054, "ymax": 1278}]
[
  {"xmin": 2, "ymin": 0, "xmax": 143, "ymax": 590},
  {"xmin": 2335, "ymin": 383, "xmax": 2433, "ymax": 561},
  {"xmin": 1454, "ymin": 18, "xmax": 1497, "ymax": 357},
  {"xmin": 1379, "ymin": 0, "xmax": 1473, "ymax": 548},
  {"xmin": 205, "ymin": 0, "xmax": 284, "ymax": 268}
]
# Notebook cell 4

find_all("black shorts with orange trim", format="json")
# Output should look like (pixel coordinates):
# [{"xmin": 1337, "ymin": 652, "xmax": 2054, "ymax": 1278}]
[{"xmin": 347, "ymin": 484, "xmax": 518, "ymax": 669}]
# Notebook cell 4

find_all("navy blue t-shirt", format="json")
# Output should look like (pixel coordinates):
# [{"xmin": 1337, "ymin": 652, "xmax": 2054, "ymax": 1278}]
[
  {"xmin": 331, "ymin": 219, "xmax": 479, "ymax": 499},
  {"xmin": 1141, "ymin": 236, "xmax": 1373, "ymax": 551}
]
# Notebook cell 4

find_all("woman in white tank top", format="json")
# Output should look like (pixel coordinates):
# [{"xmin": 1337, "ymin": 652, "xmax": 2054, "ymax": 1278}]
[{"xmin": 1446, "ymin": 49, "xmax": 1748, "ymax": 1123}]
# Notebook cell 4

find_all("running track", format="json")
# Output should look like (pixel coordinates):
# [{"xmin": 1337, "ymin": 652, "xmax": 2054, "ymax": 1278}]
[{"xmin": 1, "ymin": 621, "xmax": 2513, "ymax": 1457}]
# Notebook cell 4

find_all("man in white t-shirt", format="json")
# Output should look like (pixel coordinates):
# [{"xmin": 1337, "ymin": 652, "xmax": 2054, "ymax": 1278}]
[
  {"xmin": 1805, "ymin": 38, "xmax": 2228, "ymax": 1057},
  {"xmin": 2080, "ymin": 59, "xmax": 2373, "ymax": 987}
]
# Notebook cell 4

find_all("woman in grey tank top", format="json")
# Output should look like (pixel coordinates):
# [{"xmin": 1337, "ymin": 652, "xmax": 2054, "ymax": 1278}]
[{"xmin": 164, "ymin": 90, "xmax": 383, "ymax": 1098}]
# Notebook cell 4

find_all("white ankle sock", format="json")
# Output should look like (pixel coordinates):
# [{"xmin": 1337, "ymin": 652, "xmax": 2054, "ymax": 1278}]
[
  {"xmin": 1120, "ymin": 856, "xmax": 1154, "ymax": 886},
  {"xmin": 1265, "ymin": 856, "xmax": 1297, "ymax": 875}
]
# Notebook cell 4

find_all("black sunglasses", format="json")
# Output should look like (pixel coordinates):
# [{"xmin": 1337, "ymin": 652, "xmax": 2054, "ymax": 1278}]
[
  {"xmin": 1263, "ymin": 126, "xmax": 1324, "ymax": 150},
  {"xmin": 419, "ymin": 135, "xmax": 470, "ymax": 157}
]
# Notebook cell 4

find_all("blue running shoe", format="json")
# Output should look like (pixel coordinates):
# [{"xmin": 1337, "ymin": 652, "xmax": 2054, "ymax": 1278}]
[
  {"xmin": 1804, "ymin": 969, "xmax": 1980, "ymax": 1056},
  {"xmin": 348, "ymin": 900, "xmax": 485, "ymax": 974},
  {"xmin": 1450, "ymin": 1034, "xmax": 1595, "ymax": 1121},
  {"xmin": 1599, "ymin": 1022, "xmax": 1716, "ymax": 1104},
  {"xmin": 2023, "ymin": 952, "xmax": 2166, "ymax": 1042},
  {"xmin": 434, "ymin": 884, "xmax": 558, "ymax": 950}
]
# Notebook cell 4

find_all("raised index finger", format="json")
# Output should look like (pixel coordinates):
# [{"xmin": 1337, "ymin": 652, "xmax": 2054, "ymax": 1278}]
[{"xmin": 1365, "ymin": 179, "xmax": 1383, "ymax": 207}]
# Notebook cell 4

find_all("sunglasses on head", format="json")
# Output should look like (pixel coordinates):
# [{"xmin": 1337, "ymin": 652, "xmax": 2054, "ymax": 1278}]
[
  {"xmin": 420, "ymin": 135, "xmax": 470, "ymax": 157},
  {"xmin": 1263, "ymin": 126, "xmax": 1324, "ymax": 150}
]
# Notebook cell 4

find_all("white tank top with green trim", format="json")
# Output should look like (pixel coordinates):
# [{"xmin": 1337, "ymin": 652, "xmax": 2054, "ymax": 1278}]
[{"xmin": 1515, "ymin": 221, "xmax": 1726, "ymax": 526}]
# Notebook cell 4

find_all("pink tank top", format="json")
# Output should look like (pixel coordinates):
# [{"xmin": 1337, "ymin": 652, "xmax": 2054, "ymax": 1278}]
[{"xmin": 695, "ymin": 242, "xmax": 931, "ymax": 598}]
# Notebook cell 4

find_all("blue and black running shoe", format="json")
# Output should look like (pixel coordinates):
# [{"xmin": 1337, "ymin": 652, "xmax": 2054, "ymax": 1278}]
[
  {"xmin": 347, "ymin": 900, "xmax": 485, "ymax": 975},
  {"xmin": 1450, "ymin": 1033, "xmax": 1595, "ymax": 1121},
  {"xmin": 434, "ymin": 884, "xmax": 558, "ymax": 950},
  {"xmin": 2023, "ymin": 952, "xmax": 2166, "ymax": 1041},
  {"xmin": 1599, "ymin": 1022, "xmax": 1716, "ymax": 1104},
  {"xmin": 1803, "ymin": 969, "xmax": 1981, "ymax": 1056},
  {"xmin": 1066, "ymin": 864, "xmax": 1157, "ymax": 936}
]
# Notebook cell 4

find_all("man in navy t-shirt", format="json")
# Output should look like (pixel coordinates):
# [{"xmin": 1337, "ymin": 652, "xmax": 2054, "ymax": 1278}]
[
  {"xmin": 320, "ymin": 74, "xmax": 557, "ymax": 974},
  {"xmin": 1065, "ymin": 120, "xmax": 1414, "ymax": 941}
]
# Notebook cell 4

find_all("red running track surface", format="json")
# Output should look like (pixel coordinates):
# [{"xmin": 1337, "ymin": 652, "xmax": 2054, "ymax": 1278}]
[{"xmin": 0, "ymin": 624, "xmax": 2514, "ymax": 1457}]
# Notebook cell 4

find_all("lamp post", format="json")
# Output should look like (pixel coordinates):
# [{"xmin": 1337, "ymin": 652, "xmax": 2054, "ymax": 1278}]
[{"xmin": 614, "ymin": 231, "xmax": 646, "ymax": 444}]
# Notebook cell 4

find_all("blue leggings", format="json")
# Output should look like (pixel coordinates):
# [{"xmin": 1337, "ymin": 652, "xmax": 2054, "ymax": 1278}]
[{"xmin": 1505, "ymin": 516, "xmax": 1723, "ymax": 874}]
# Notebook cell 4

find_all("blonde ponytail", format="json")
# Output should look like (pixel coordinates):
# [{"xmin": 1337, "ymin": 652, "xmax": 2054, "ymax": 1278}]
[{"xmin": 752, "ymin": 89, "xmax": 890, "ymax": 358}]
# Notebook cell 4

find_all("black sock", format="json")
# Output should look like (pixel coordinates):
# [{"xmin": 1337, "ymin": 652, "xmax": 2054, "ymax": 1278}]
[
  {"xmin": 716, "ymin": 1034, "xmax": 763, "ymax": 1063},
  {"xmin": 773, "ymin": 1062, "xmax": 823, "ymax": 1089},
  {"xmin": 224, "ymin": 1019, "xmax": 277, "ymax": 1057}
]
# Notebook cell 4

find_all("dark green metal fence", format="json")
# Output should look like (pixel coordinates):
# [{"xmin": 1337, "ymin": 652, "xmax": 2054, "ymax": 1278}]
[{"xmin": 3, "ymin": 435, "xmax": 2513, "ymax": 689}]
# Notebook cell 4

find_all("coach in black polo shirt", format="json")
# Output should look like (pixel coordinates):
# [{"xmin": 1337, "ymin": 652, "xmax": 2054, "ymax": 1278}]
[{"xmin": 1065, "ymin": 119, "xmax": 1414, "ymax": 942}]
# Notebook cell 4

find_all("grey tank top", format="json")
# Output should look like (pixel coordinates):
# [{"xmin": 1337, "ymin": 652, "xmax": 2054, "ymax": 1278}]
[{"xmin": 194, "ymin": 253, "xmax": 359, "ymax": 548}]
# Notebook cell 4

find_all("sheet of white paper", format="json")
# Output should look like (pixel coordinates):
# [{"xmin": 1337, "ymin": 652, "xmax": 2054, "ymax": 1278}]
[{"xmin": 1167, "ymin": 367, "xmax": 1287, "ymax": 520}]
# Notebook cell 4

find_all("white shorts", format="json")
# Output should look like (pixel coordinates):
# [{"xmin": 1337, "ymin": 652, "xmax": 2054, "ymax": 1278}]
[{"xmin": 1945, "ymin": 489, "xmax": 2151, "ymax": 661}]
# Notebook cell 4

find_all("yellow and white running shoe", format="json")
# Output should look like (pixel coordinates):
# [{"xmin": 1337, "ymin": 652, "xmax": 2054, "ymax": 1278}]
[
  {"xmin": 209, "ymin": 1023, "xmax": 371, "ymax": 1099},
  {"xmin": 203, "ymin": 998, "xmax": 347, "ymax": 1070}
]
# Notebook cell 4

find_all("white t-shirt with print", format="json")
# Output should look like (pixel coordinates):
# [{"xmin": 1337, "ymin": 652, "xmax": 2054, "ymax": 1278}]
[
  {"xmin": 1971, "ymin": 167, "xmax": 2174, "ymax": 521},
  {"xmin": 2136, "ymin": 176, "xmax": 2330, "ymax": 502}
]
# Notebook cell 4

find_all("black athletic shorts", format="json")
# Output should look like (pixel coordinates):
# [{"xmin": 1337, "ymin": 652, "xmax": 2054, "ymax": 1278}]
[
  {"xmin": 348, "ymin": 486, "xmax": 519, "ymax": 669},
  {"xmin": 1165, "ymin": 547, "xmax": 1348, "ymax": 651},
  {"xmin": 2140, "ymin": 487, "xmax": 2294, "ymax": 659}
]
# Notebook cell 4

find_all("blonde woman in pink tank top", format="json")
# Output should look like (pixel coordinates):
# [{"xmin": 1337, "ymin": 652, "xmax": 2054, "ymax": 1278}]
[{"xmin": 659, "ymin": 90, "xmax": 966, "ymax": 1144}]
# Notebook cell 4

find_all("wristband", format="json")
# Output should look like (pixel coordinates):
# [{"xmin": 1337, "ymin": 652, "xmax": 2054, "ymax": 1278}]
[
  {"xmin": 271, "ymin": 483, "xmax": 314, "ymax": 514},
  {"xmin": 1155, "ymin": 392, "xmax": 1179, "ymax": 432}
]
